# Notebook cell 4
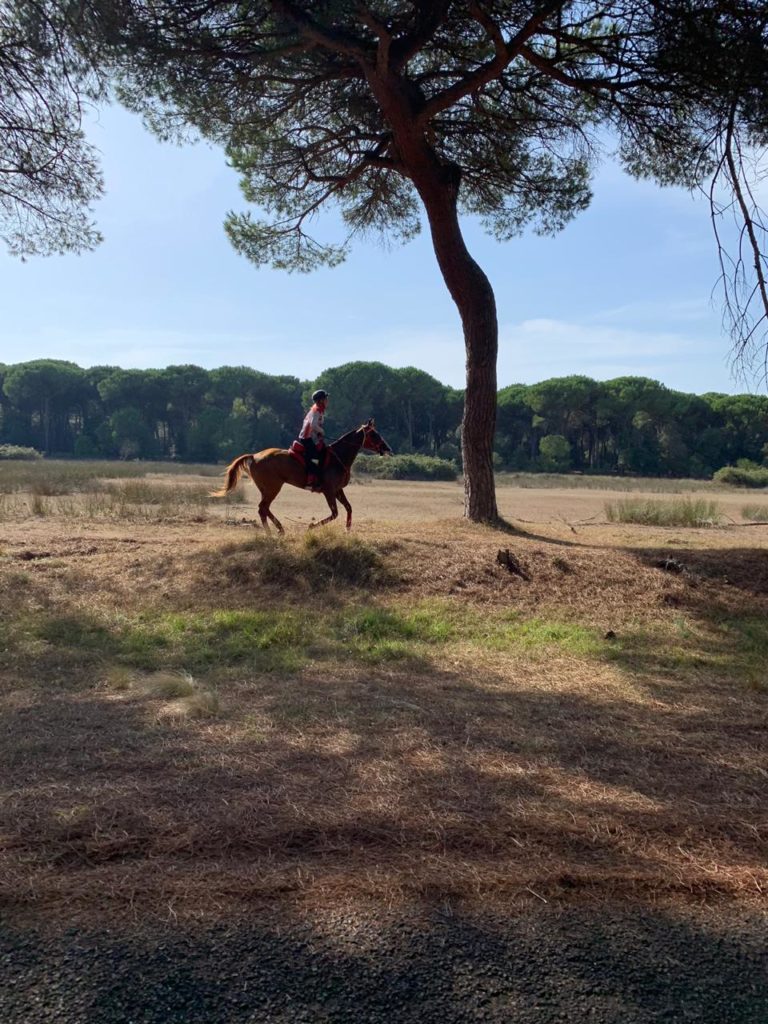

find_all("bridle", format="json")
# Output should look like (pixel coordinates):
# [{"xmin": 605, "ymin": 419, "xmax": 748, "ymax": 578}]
[
  {"xmin": 362, "ymin": 424, "xmax": 390, "ymax": 455},
  {"xmin": 325, "ymin": 424, "xmax": 389, "ymax": 469}
]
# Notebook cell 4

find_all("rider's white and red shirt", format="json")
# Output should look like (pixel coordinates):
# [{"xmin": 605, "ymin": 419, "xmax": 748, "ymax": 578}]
[{"xmin": 300, "ymin": 404, "xmax": 325, "ymax": 445}]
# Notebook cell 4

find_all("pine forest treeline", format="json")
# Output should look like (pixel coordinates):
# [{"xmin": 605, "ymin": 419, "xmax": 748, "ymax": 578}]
[{"xmin": 1, "ymin": 359, "xmax": 767, "ymax": 478}]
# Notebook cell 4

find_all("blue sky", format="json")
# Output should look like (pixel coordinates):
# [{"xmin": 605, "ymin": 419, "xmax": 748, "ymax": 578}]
[{"xmin": 0, "ymin": 103, "xmax": 758, "ymax": 395}]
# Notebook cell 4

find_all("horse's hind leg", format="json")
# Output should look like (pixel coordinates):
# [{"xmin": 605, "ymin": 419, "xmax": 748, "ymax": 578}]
[
  {"xmin": 267, "ymin": 507, "xmax": 285, "ymax": 533},
  {"xmin": 258, "ymin": 496, "xmax": 285, "ymax": 534},
  {"xmin": 336, "ymin": 489, "xmax": 352, "ymax": 531},
  {"xmin": 249, "ymin": 473, "xmax": 285, "ymax": 533}
]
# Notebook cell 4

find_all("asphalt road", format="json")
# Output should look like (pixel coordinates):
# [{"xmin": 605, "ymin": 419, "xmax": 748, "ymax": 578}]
[{"xmin": 2, "ymin": 905, "xmax": 767, "ymax": 1023}]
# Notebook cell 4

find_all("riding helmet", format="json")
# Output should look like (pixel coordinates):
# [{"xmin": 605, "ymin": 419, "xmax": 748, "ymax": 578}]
[{"xmin": 312, "ymin": 389, "xmax": 328, "ymax": 403}]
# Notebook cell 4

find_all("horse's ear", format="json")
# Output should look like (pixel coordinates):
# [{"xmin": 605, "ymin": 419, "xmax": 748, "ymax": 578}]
[{"xmin": 367, "ymin": 418, "xmax": 375, "ymax": 427}]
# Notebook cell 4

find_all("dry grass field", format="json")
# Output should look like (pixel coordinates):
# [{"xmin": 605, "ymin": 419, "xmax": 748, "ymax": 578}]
[{"xmin": 1, "ymin": 463, "xmax": 766, "ymax": 929}]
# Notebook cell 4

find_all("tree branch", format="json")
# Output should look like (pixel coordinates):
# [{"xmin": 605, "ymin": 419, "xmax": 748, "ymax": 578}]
[
  {"xmin": 419, "ymin": 1, "xmax": 566, "ymax": 123},
  {"xmin": 712, "ymin": 101, "xmax": 768, "ymax": 382},
  {"xmin": 269, "ymin": 1, "xmax": 370, "ymax": 62},
  {"xmin": 390, "ymin": 0, "xmax": 452, "ymax": 71}
]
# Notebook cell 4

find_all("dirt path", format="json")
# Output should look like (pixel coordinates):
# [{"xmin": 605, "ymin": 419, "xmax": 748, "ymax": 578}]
[
  {"xmin": 2, "ymin": 907, "xmax": 766, "ymax": 1023},
  {"xmin": 193, "ymin": 475, "xmax": 764, "ymax": 528}
]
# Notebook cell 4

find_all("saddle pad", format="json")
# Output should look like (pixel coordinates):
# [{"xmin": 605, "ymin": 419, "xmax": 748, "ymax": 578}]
[
  {"xmin": 290, "ymin": 440, "xmax": 330, "ymax": 470},
  {"xmin": 289, "ymin": 440, "xmax": 306, "ymax": 466}
]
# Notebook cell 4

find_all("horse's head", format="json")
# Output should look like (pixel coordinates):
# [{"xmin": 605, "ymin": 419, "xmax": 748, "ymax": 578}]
[{"xmin": 361, "ymin": 419, "xmax": 392, "ymax": 456}]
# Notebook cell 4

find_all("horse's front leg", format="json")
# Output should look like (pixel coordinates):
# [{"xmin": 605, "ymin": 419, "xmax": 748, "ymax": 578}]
[
  {"xmin": 336, "ymin": 489, "xmax": 352, "ymax": 531},
  {"xmin": 310, "ymin": 490, "xmax": 339, "ymax": 529}
]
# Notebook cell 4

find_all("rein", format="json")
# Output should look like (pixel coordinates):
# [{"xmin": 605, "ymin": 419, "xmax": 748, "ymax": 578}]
[{"xmin": 328, "ymin": 428, "xmax": 365, "ymax": 470}]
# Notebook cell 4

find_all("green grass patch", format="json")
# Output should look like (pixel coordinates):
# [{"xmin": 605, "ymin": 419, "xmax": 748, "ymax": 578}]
[
  {"xmin": 335, "ymin": 604, "xmax": 454, "ymax": 663},
  {"xmin": 10, "ymin": 608, "xmax": 305, "ymax": 676},
  {"xmin": 120, "ymin": 609, "xmax": 306, "ymax": 672},
  {"xmin": 338, "ymin": 606, "xmax": 454, "ymax": 643},
  {"xmin": 330, "ymin": 602, "xmax": 603, "ymax": 663},
  {"xmin": 37, "ymin": 615, "xmax": 117, "ymax": 654},
  {"xmin": 593, "ymin": 615, "xmax": 768, "ymax": 691},
  {"xmin": 100, "ymin": 600, "xmax": 593, "ymax": 671},
  {"xmin": 718, "ymin": 616, "xmax": 768, "ymax": 690},
  {"xmin": 605, "ymin": 497, "xmax": 723, "ymax": 527},
  {"xmin": 480, "ymin": 613, "xmax": 602, "ymax": 656},
  {"xmin": 17, "ymin": 592, "xmax": 762, "ymax": 697}
]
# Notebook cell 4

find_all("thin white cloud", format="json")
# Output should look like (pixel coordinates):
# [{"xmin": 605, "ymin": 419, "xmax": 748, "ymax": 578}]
[
  {"xmin": 307, "ymin": 314, "xmax": 735, "ymax": 394},
  {"xmin": 503, "ymin": 317, "xmax": 699, "ymax": 356},
  {"xmin": 6, "ymin": 327, "xmax": 281, "ymax": 371},
  {"xmin": 497, "ymin": 316, "xmax": 731, "ymax": 391},
  {"xmin": 589, "ymin": 298, "xmax": 711, "ymax": 325},
  {"xmin": 3, "ymin": 315, "xmax": 742, "ymax": 395}
]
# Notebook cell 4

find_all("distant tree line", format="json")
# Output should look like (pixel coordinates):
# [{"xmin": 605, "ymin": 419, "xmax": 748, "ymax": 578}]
[
  {"xmin": 0, "ymin": 359, "xmax": 463, "ymax": 464},
  {"xmin": 1, "ymin": 359, "xmax": 766, "ymax": 478},
  {"xmin": 497, "ymin": 376, "xmax": 768, "ymax": 477}
]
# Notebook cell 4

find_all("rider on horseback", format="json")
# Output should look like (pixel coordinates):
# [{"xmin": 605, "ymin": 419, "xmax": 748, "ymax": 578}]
[{"xmin": 299, "ymin": 389, "xmax": 328, "ymax": 489}]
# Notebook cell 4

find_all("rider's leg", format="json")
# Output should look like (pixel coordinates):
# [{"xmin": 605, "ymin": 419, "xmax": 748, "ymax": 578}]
[{"xmin": 302, "ymin": 438, "xmax": 318, "ymax": 487}]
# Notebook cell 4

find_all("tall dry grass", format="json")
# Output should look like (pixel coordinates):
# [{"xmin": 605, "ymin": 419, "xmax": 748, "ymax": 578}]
[
  {"xmin": 605, "ymin": 497, "xmax": 723, "ymax": 527},
  {"xmin": 741, "ymin": 503, "xmax": 768, "ymax": 522},
  {"xmin": 0, "ymin": 479, "xmax": 244, "ymax": 522},
  {"xmin": 498, "ymin": 471, "xmax": 725, "ymax": 493},
  {"xmin": 0, "ymin": 459, "xmax": 223, "ymax": 496}
]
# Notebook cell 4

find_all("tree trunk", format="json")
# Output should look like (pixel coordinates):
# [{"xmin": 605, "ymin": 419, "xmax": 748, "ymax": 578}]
[
  {"xmin": 416, "ymin": 179, "xmax": 499, "ymax": 523},
  {"xmin": 365, "ymin": 72, "xmax": 499, "ymax": 522},
  {"xmin": 42, "ymin": 396, "xmax": 51, "ymax": 455}
]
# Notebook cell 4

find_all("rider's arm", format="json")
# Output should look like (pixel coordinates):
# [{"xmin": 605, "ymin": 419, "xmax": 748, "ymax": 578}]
[{"xmin": 300, "ymin": 410, "xmax": 314, "ymax": 439}]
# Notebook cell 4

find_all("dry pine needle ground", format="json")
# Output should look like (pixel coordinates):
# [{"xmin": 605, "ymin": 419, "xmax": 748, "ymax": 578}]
[{"xmin": 0, "ymin": 474, "xmax": 766, "ymax": 926}]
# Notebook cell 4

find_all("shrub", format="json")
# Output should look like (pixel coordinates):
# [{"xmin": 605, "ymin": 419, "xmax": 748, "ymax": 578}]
[
  {"xmin": 713, "ymin": 465, "xmax": 768, "ymax": 488},
  {"xmin": 538, "ymin": 434, "xmax": 572, "ymax": 472},
  {"xmin": 605, "ymin": 497, "xmax": 723, "ymax": 527},
  {"xmin": 355, "ymin": 453, "xmax": 458, "ymax": 481},
  {"xmin": 217, "ymin": 532, "xmax": 393, "ymax": 591},
  {"xmin": 436, "ymin": 442, "xmax": 461, "ymax": 465},
  {"xmin": 73, "ymin": 435, "xmax": 100, "ymax": 458},
  {"xmin": 302, "ymin": 530, "xmax": 389, "ymax": 584},
  {"xmin": 0, "ymin": 444, "xmax": 42, "ymax": 461}
]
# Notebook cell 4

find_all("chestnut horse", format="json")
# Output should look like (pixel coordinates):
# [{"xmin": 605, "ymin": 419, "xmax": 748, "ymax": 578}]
[{"xmin": 212, "ymin": 419, "xmax": 392, "ymax": 532}]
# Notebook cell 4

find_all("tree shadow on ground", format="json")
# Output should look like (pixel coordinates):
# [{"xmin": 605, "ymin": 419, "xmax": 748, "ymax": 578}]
[
  {"xmin": 629, "ymin": 543, "xmax": 768, "ymax": 601},
  {"xmin": 1, "ymin": 617, "xmax": 765, "ymax": 918},
  {"xmin": 2, "ymin": 528, "xmax": 767, "ymax": 1021}
]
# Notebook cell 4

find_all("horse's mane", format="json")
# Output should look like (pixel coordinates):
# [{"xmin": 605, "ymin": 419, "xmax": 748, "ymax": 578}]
[{"xmin": 329, "ymin": 425, "xmax": 364, "ymax": 448}]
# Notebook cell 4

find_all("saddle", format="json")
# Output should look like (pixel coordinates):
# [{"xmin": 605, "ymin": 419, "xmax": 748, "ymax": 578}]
[{"xmin": 289, "ymin": 440, "xmax": 330, "ymax": 490}]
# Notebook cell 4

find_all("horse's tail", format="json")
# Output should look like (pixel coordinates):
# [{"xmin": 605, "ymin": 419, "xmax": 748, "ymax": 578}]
[{"xmin": 210, "ymin": 454, "xmax": 254, "ymax": 497}]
